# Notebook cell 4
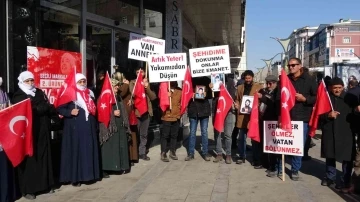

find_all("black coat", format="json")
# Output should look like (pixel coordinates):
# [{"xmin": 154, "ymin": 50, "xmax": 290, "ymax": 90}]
[
  {"xmin": 12, "ymin": 88, "xmax": 55, "ymax": 194},
  {"xmin": 187, "ymin": 77, "xmax": 211, "ymax": 118},
  {"xmin": 320, "ymin": 92, "xmax": 355, "ymax": 161}
]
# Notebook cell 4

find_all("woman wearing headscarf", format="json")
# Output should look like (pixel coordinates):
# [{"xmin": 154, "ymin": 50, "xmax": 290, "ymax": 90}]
[
  {"xmin": 99, "ymin": 79, "xmax": 130, "ymax": 176},
  {"xmin": 57, "ymin": 73, "xmax": 100, "ymax": 186},
  {"xmin": 0, "ymin": 76, "xmax": 21, "ymax": 202},
  {"xmin": 12, "ymin": 71, "xmax": 56, "ymax": 200}
]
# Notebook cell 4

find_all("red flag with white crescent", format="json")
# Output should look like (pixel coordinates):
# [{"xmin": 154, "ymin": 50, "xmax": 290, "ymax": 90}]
[
  {"xmin": 214, "ymin": 84, "xmax": 233, "ymax": 132},
  {"xmin": 133, "ymin": 72, "xmax": 148, "ymax": 116},
  {"xmin": 159, "ymin": 82, "xmax": 170, "ymax": 112},
  {"xmin": 97, "ymin": 72, "xmax": 116, "ymax": 127},
  {"xmin": 180, "ymin": 67, "xmax": 193, "ymax": 115},
  {"xmin": 248, "ymin": 92, "xmax": 260, "ymax": 142},
  {"xmin": 54, "ymin": 67, "xmax": 76, "ymax": 108},
  {"xmin": 0, "ymin": 98, "xmax": 33, "ymax": 167},
  {"xmin": 280, "ymin": 69, "xmax": 296, "ymax": 132}
]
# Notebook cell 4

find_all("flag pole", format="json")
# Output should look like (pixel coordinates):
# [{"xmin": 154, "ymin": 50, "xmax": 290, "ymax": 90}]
[
  {"xmin": 74, "ymin": 66, "xmax": 77, "ymax": 110},
  {"xmin": 131, "ymin": 72, "xmax": 140, "ymax": 99},
  {"xmin": 145, "ymin": 62, "xmax": 148, "ymax": 79},
  {"xmin": 169, "ymin": 81, "xmax": 172, "ymax": 110},
  {"xmin": 322, "ymin": 79, "xmax": 334, "ymax": 111},
  {"xmin": 282, "ymin": 154, "xmax": 285, "ymax": 181}
]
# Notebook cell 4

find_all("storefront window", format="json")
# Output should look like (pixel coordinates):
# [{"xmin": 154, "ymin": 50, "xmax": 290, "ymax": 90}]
[
  {"xmin": 143, "ymin": 9, "xmax": 163, "ymax": 38},
  {"xmin": 43, "ymin": 0, "xmax": 81, "ymax": 11},
  {"xmin": 8, "ymin": 0, "xmax": 80, "ymax": 92},
  {"xmin": 87, "ymin": 0, "xmax": 140, "ymax": 27}
]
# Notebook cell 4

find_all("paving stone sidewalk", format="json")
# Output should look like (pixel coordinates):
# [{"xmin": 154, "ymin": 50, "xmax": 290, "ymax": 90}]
[{"xmin": 17, "ymin": 124, "xmax": 360, "ymax": 202}]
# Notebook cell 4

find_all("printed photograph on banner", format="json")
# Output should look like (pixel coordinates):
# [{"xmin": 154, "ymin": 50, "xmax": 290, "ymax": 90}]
[
  {"xmin": 189, "ymin": 45, "xmax": 231, "ymax": 77},
  {"xmin": 27, "ymin": 46, "xmax": 82, "ymax": 104},
  {"xmin": 263, "ymin": 121, "xmax": 304, "ymax": 156},
  {"xmin": 195, "ymin": 85, "xmax": 206, "ymax": 99},
  {"xmin": 147, "ymin": 53, "xmax": 187, "ymax": 83},
  {"xmin": 128, "ymin": 33, "xmax": 165, "ymax": 62},
  {"xmin": 211, "ymin": 73, "xmax": 224, "ymax": 92},
  {"xmin": 240, "ymin": 95, "xmax": 254, "ymax": 114}
]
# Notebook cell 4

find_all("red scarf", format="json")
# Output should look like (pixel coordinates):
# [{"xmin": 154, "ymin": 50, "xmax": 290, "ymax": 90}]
[{"xmin": 77, "ymin": 88, "xmax": 96, "ymax": 116}]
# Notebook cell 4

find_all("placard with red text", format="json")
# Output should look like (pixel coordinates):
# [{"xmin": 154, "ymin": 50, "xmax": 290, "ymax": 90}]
[
  {"xmin": 27, "ymin": 46, "xmax": 82, "ymax": 104},
  {"xmin": 128, "ymin": 33, "xmax": 166, "ymax": 62},
  {"xmin": 148, "ymin": 53, "xmax": 187, "ymax": 83},
  {"xmin": 263, "ymin": 121, "xmax": 304, "ymax": 156},
  {"xmin": 189, "ymin": 45, "xmax": 231, "ymax": 77}
]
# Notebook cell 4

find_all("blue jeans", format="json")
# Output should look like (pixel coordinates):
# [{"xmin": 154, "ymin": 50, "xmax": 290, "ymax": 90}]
[
  {"xmin": 237, "ymin": 128, "xmax": 248, "ymax": 158},
  {"xmin": 291, "ymin": 123, "xmax": 309, "ymax": 172},
  {"xmin": 188, "ymin": 116, "xmax": 209, "ymax": 156},
  {"xmin": 326, "ymin": 158, "xmax": 353, "ymax": 184}
]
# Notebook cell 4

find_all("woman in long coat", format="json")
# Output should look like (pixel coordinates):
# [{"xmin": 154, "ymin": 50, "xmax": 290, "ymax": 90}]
[
  {"xmin": 12, "ymin": 71, "xmax": 56, "ymax": 200},
  {"xmin": 100, "ymin": 79, "xmax": 130, "ymax": 175},
  {"xmin": 57, "ymin": 73, "xmax": 100, "ymax": 186},
  {"xmin": 119, "ymin": 77, "xmax": 138, "ymax": 165},
  {"xmin": 0, "ymin": 76, "xmax": 20, "ymax": 202}
]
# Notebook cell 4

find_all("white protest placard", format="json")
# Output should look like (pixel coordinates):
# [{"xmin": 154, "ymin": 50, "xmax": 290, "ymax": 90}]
[
  {"xmin": 148, "ymin": 53, "xmax": 187, "ymax": 83},
  {"xmin": 189, "ymin": 45, "xmax": 231, "ymax": 77},
  {"xmin": 128, "ymin": 33, "xmax": 165, "ymax": 62},
  {"xmin": 263, "ymin": 121, "xmax": 304, "ymax": 156}
]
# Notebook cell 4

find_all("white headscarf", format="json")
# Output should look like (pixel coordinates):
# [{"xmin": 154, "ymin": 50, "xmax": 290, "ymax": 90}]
[
  {"xmin": 18, "ymin": 71, "xmax": 36, "ymax": 97},
  {"xmin": 74, "ymin": 73, "xmax": 90, "ymax": 120}
]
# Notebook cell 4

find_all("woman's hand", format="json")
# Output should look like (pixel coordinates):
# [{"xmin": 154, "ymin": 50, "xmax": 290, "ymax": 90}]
[
  {"xmin": 114, "ymin": 110, "xmax": 121, "ymax": 117},
  {"xmin": 71, "ymin": 109, "xmax": 79, "ymax": 116}
]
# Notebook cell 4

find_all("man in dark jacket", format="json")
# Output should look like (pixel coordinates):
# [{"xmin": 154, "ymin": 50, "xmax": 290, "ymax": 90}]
[
  {"xmin": 277, "ymin": 58, "xmax": 317, "ymax": 181},
  {"xmin": 185, "ymin": 77, "xmax": 212, "ymax": 161},
  {"xmin": 320, "ymin": 77, "xmax": 354, "ymax": 188}
]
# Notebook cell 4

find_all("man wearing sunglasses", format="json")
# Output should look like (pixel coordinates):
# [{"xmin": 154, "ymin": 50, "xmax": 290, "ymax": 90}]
[{"xmin": 277, "ymin": 58, "xmax": 317, "ymax": 181}]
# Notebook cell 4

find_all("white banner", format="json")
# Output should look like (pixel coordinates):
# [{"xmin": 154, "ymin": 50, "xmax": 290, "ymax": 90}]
[
  {"xmin": 263, "ymin": 121, "xmax": 304, "ymax": 156},
  {"xmin": 189, "ymin": 45, "xmax": 231, "ymax": 77},
  {"xmin": 128, "ymin": 33, "xmax": 166, "ymax": 62},
  {"xmin": 148, "ymin": 53, "xmax": 187, "ymax": 83}
]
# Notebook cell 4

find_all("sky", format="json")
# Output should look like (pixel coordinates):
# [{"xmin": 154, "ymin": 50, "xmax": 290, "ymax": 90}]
[{"xmin": 246, "ymin": 0, "xmax": 360, "ymax": 72}]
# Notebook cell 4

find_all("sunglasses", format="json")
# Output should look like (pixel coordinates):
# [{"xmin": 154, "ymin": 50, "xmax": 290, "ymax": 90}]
[{"xmin": 287, "ymin": 64, "xmax": 299, "ymax": 68}]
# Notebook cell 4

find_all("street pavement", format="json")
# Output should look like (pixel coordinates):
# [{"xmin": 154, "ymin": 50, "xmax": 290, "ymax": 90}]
[{"xmin": 17, "ymin": 123, "xmax": 360, "ymax": 202}]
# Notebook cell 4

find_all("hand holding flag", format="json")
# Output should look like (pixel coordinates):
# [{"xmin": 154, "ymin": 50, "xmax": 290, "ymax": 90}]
[{"xmin": 97, "ymin": 72, "xmax": 117, "ymax": 127}]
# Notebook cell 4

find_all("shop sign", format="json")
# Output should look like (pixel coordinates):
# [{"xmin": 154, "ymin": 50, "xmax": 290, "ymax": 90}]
[
  {"xmin": 263, "ymin": 121, "xmax": 304, "ymax": 156},
  {"xmin": 26, "ymin": 46, "xmax": 82, "ymax": 104},
  {"xmin": 148, "ymin": 53, "xmax": 187, "ymax": 83},
  {"xmin": 128, "ymin": 33, "xmax": 165, "ymax": 62},
  {"xmin": 165, "ymin": 0, "xmax": 182, "ymax": 53},
  {"xmin": 189, "ymin": 45, "xmax": 231, "ymax": 77}
]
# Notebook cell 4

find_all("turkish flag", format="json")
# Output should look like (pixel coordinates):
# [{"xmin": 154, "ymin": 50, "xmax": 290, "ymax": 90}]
[
  {"xmin": 0, "ymin": 99, "xmax": 33, "ymax": 167},
  {"xmin": 214, "ymin": 84, "xmax": 233, "ymax": 132},
  {"xmin": 54, "ymin": 67, "xmax": 76, "ymax": 108},
  {"xmin": 180, "ymin": 67, "xmax": 193, "ymax": 115},
  {"xmin": 133, "ymin": 72, "xmax": 148, "ymax": 116},
  {"xmin": 248, "ymin": 92, "xmax": 260, "ymax": 142},
  {"xmin": 280, "ymin": 69, "xmax": 296, "ymax": 132},
  {"xmin": 97, "ymin": 72, "xmax": 116, "ymax": 127},
  {"xmin": 159, "ymin": 82, "xmax": 170, "ymax": 112},
  {"xmin": 309, "ymin": 80, "xmax": 332, "ymax": 137}
]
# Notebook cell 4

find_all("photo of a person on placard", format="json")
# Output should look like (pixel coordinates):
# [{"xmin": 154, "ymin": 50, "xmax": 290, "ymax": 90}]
[
  {"xmin": 241, "ymin": 99, "xmax": 252, "ymax": 113},
  {"xmin": 211, "ymin": 74, "xmax": 224, "ymax": 91},
  {"xmin": 195, "ymin": 85, "xmax": 206, "ymax": 99}
]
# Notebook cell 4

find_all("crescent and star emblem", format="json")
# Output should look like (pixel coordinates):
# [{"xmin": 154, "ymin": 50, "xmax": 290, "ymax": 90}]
[
  {"xmin": 9, "ymin": 116, "xmax": 28, "ymax": 139},
  {"xmin": 281, "ymin": 87, "xmax": 290, "ymax": 109},
  {"xmin": 218, "ymin": 96, "xmax": 226, "ymax": 112},
  {"xmin": 184, "ymin": 81, "xmax": 190, "ymax": 94},
  {"xmin": 100, "ymin": 103, "xmax": 107, "ymax": 110}
]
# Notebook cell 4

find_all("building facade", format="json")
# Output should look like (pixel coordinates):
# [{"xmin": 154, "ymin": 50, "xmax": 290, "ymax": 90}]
[
  {"xmin": 306, "ymin": 19, "xmax": 360, "ymax": 68},
  {"xmin": 0, "ymin": 0, "xmax": 247, "ymax": 93},
  {"xmin": 288, "ymin": 26, "xmax": 318, "ymax": 66}
]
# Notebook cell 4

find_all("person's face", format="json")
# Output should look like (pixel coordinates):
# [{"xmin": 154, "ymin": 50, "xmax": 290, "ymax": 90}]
[
  {"xmin": 24, "ymin": 78, "xmax": 35, "ymax": 86},
  {"xmin": 215, "ymin": 77, "xmax": 220, "ymax": 82},
  {"xmin": 113, "ymin": 85, "xmax": 119, "ymax": 93},
  {"xmin": 77, "ymin": 79, "xmax": 87, "ymax": 87},
  {"xmin": 266, "ymin": 81, "xmax": 277, "ymax": 91},
  {"xmin": 98, "ymin": 74, "xmax": 104, "ymax": 80},
  {"xmin": 198, "ymin": 89, "xmax": 203, "ymax": 94},
  {"xmin": 61, "ymin": 55, "xmax": 74, "ymax": 74},
  {"xmin": 245, "ymin": 100, "xmax": 250, "ymax": 106},
  {"xmin": 136, "ymin": 69, "xmax": 144, "ymax": 78},
  {"xmin": 288, "ymin": 59, "xmax": 302, "ymax": 74},
  {"xmin": 244, "ymin": 75, "xmax": 253, "ymax": 85},
  {"xmin": 330, "ymin": 84, "xmax": 343, "ymax": 97}
]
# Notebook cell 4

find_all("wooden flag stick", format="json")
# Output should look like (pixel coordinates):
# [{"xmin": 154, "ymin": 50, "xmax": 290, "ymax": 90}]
[
  {"xmin": 145, "ymin": 62, "xmax": 148, "ymax": 79},
  {"xmin": 169, "ymin": 81, "xmax": 172, "ymax": 110},
  {"xmin": 282, "ymin": 154, "xmax": 285, "ymax": 181}
]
